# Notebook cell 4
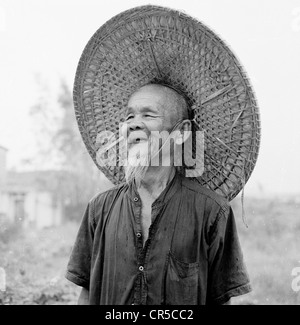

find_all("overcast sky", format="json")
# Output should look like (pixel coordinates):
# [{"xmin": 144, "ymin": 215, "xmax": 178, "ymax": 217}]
[{"xmin": 0, "ymin": 0, "xmax": 300, "ymax": 196}]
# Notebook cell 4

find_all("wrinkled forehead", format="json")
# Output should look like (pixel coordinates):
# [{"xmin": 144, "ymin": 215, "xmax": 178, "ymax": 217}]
[
  {"xmin": 127, "ymin": 84, "xmax": 183, "ymax": 120},
  {"xmin": 127, "ymin": 86, "xmax": 169, "ymax": 112}
]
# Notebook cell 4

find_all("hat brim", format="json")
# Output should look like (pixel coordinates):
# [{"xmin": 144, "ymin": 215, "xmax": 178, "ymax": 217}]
[{"xmin": 73, "ymin": 5, "xmax": 261, "ymax": 201}]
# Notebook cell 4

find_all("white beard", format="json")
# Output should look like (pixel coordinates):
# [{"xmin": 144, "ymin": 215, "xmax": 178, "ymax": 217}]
[{"xmin": 125, "ymin": 135, "xmax": 160, "ymax": 187}]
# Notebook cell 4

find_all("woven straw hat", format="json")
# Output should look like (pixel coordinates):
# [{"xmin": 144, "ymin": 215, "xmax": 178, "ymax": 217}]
[{"xmin": 74, "ymin": 5, "xmax": 260, "ymax": 201}]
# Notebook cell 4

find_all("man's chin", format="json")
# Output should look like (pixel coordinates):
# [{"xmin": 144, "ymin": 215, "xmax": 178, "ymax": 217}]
[{"xmin": 127, "ymin": 141, "xmax": 148, "ymax": 161}]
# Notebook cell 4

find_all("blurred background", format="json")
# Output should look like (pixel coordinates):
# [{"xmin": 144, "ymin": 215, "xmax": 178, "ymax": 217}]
[{"xmin": 0, "ymin": 0, "xmax": 300, "ymax": 305}]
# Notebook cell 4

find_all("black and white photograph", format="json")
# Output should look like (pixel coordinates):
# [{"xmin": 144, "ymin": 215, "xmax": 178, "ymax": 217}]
[{"xmin": 0, "ymin": 0, "xmax": 300, "ymax": 307}]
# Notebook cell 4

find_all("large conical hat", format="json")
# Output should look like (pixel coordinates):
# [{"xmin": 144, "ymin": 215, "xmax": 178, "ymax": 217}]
[{"xmin": 73, "ymin": 5, "xmax": 261, "ymax": 201}]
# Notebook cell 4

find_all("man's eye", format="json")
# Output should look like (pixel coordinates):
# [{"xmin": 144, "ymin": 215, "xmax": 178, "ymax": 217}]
[{"xmin": 125, "ymin": 115, "xmax": 133, "ymax": 121}]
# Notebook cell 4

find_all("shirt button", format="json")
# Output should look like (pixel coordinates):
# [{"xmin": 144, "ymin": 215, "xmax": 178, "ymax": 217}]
[
  {"xmin": 133, "ymin": 197, "xmax": 139, "ymax": 202},
  {"xmin": 139, "ymin": 266, "xmax": 144, "ymax": 272},
  {"xmin": 136, "ymin": 232, "xmax": 142, "ymax": 238}
]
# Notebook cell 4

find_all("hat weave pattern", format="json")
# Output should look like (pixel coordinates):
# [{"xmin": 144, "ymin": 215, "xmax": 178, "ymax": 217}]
[{"xmin": 74, "ymin": 5, "xmax": 260, "ymax": 201}]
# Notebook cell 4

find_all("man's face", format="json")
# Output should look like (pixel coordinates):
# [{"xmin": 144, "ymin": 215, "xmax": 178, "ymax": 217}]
[
  {"xmin": 121, "ymin": 85, "xmax": 179, "ymax": 184},
  {"xmin": 122, "ymin": 85, "xmax": 177, "ymax": 148}
]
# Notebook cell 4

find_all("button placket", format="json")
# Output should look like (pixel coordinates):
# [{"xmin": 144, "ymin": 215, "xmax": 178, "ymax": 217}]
[
  {"xmin": 131, "ymin": 192, "xmax": 147, "ymax": 304},
  {"xmin": 132, "ymin": 195, "xmax": 143, "ymax": 249},
  {"xmin": 131, "ymin": 174, "xmax": 179, "ymax": 305}
]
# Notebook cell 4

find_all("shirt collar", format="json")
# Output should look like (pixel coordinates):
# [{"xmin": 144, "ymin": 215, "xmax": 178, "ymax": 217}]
[{"xmin": 128, "ymin": 171, "xmax": 182, "ymax": 207}]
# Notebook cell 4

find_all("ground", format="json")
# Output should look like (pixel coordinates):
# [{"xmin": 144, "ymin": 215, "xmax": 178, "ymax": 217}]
[
  {"xmin": 231, "ymin": 195, "xmax": 300, "ymax": 305},
  {"xmin": 0, "ymin": 222, "xmax": 80, "ymax": 305},
  {"xmin": 0, "ymin": 196, "xmax": 300, "ymax": 305}
]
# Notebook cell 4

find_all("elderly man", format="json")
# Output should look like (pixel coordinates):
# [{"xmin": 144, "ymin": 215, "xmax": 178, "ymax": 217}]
[{"xmin": 65, "ymin": 84, "xmax": 252, "ymax": 305}]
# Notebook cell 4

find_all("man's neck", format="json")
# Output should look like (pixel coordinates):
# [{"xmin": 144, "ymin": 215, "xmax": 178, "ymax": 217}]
[{"xmin": 137, "ymin": 166, "xmax": 176, "ymax": 200}]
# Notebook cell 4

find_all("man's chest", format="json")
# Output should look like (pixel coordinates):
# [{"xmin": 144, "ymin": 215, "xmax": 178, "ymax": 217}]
[
  {"xmin": 102, "ymin": 196, "xmax": 205, "ymax": 264},
  {"xmin": 140, "ymin": 202, "xmax": 152, "ymax": 245}
]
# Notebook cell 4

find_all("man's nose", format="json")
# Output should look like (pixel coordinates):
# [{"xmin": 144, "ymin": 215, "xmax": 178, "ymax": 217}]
[
  {"xmin": 128, "ymin": 118, "xmax": 145, "ymax": 132},
  {"xmin": 120, "ymin": 117, "xmax": 147, "ymax": 139}
]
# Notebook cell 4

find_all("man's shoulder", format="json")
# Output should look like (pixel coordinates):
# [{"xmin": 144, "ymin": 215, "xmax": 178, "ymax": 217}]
[{"xmin": 181, "ymin": 176, "xmax": 230, "ymax": 210}]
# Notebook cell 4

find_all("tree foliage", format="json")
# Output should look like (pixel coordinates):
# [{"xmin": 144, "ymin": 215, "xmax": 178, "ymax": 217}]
[{"xmin": 30, "ymin": 78, "xmax": 113, "ymax": 221}]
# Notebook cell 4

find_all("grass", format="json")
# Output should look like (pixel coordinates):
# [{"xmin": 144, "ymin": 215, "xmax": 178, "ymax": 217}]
[
  {"xmin": 231, "ymin": 195, "xmax": 300, "ymax": 305},
  {"xmin": 0, "ymin": 196, "xmax": 299, "ymax": 305},
  {"xmin": 0, "ymin": 222, "xmax": 80, "ymax": 305}
]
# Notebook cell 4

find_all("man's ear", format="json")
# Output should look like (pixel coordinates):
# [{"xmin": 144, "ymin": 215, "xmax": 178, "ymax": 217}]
[{"xmin": 175, "ymin": 120, "xmax": 192, "ymax": 145}]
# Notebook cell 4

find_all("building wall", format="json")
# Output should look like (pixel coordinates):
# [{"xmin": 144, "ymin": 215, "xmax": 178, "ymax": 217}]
[
  {"xmin": 25, "ymin": 191, "xmax": 62, "ymax": 229},
  {"xmin": 0, "ymin": 146, "xmax": 7, "ymax": 187},
  {"xmin": 1, "ymin": 190, "xmax": 63, "ymax": 229},
  {"xmin": 0, "ymin": 147, "xmax": 63, "ymax": 229},
  {"xmin": 0, "ymin": 191, "xmax": 10, "ymax": 220}
]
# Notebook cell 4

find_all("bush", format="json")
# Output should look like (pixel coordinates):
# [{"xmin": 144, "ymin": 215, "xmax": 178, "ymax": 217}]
[{"xmin": 0, "ymin": 220, "xmax": 23, "ymax": 244}]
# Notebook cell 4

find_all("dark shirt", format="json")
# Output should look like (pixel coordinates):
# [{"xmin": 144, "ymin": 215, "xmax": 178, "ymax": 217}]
[{"xmin": 65, "ymin": 172, "xmax": 251, "ymax": 305}]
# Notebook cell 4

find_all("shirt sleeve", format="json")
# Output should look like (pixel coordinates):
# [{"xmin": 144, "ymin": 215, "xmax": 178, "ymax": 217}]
[
  {"xmin": 207, "ymin": 204, "xmax": 252, "ymax": 304},
  {"xmin": 65, "ymin": 201, "xmax": 95, "ymax": 289}
]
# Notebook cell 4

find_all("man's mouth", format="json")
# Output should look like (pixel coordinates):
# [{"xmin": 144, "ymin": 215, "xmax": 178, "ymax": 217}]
[{"xmin": 127, "ymin": 131, "xmax": 148, "ymax": 145}]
